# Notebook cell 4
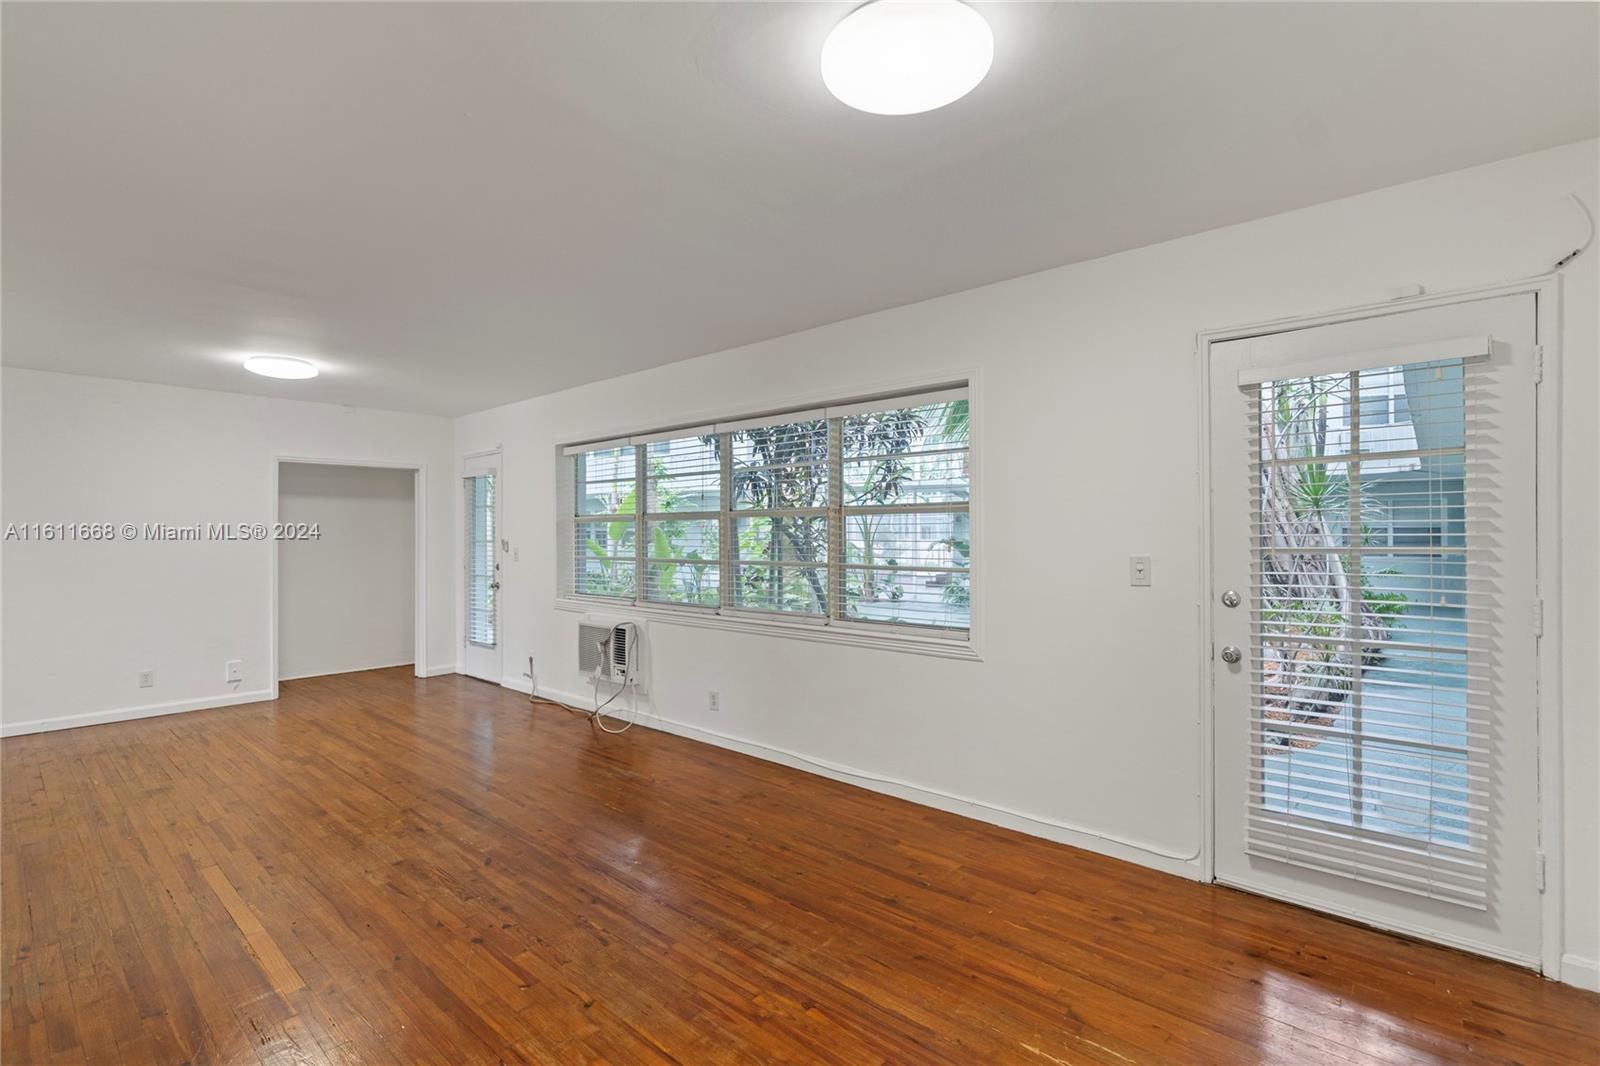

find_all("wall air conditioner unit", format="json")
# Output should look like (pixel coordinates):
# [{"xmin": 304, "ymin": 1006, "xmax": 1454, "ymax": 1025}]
[{"xmin": 577, "ymin": 620, "xmax": 643, "ymax": 689}]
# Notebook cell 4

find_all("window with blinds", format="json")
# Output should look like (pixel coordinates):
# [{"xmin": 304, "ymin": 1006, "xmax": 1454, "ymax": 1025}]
[
  {"xmin": 465, "ymin": 473, "xmax": 497, "ymax": 648},
  {"xmin": 573, "ymin": 442, "xmax": 637, "ymax": 600},
  {"xmin": 838, "ymin": 395, "xmax": 970, "ymax": 630},
  {"xmin": 644, "ymin": 430, "xmax": 720, "ymax": 607},
  {"xmin": 728, "ymin": 413, "xmax": 830, "ymax": 616},
  {"xmin": 558, "ymin": 386, "xmax": 970, "ymax": 639},
  {"xmin": 1245, "ymin": 354, "xmax": 1493, "ymax": 907}
]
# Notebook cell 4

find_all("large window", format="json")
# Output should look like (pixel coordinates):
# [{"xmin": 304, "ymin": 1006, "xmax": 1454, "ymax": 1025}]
[{"xmin": 560, "ymin": 387, "xmax": 970, "ymax": 639}]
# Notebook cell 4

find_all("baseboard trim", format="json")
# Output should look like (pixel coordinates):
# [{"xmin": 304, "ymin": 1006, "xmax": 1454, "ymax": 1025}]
[
  {"xmin": 1, "ymin": 688, "xmax": 277, "ymax": 738},
  {"xmin": 524, "ymin": 682, "xmax": 1202, "ymax": 879},
  {"xmin": 1561, "ymin": 953, "xmax": 1600, "ymax": 991},
  {"xmin": 420, "ymin": 663, "xmax": 458, "ymax": 678},
  {"xmin": 281, "ymin": 660, "xmax": 416, "ymax": 682}
]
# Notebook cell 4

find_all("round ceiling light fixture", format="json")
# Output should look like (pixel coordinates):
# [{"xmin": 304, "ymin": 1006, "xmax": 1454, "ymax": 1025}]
[
  {"xmin": 241, "ymin": 354, "xmax": 319, "ymax": 380},
  {"xmin": 821, "ymin": 0, "xmax": 994, "ymax": 116}
]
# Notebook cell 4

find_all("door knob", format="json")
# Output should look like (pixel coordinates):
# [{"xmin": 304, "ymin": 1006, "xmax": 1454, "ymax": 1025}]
[
  {"xmin": 1220, "ymin": 645, "xmax": 1242, "ymax": 664},
  {"xmin": 1221, "ymin": 589, "xmax": 1241, "ymax": 608}
]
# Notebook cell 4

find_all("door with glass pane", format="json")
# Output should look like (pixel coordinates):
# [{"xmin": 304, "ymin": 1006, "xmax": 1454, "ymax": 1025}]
[
  {"xmin": 1210, "ymin": 294, "xmax": 1542, "ymax": 966},
  {"xmin": 461, "ymin": 454, "xmax": 501, "ymax": 683}
]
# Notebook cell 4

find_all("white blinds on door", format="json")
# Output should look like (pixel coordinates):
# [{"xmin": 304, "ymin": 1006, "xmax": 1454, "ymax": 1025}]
[
  {"xmin": 465, "ymin": 474, "xmax": 497, "ymax": 648},
  {"xmin": 1243, "ymin": 353, "xmax": 1496, "ymax": 908}
]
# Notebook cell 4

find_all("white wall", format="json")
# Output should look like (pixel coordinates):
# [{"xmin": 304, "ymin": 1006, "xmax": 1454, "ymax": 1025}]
[
  {"xmin": 456, "ymin": 141, "xmax": 1599, "ymax": 982},
  {"xmin": 277, "ymin": 462, "xmax": 416, "ymax": 680},
  {"xmin": 1, "ymin": 370, "xmax": 456, "ymax": 733}
]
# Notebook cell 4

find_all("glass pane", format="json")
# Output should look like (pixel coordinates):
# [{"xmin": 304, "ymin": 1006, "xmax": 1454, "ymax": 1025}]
[
  {"xmin": 646, "ymin": 435, "xmax": 720, "ymax": 512},
  {"xmin": 1256, "ymin": 560, "xmax": 1358, "ymax": 643},
  {"xmin": 1255, "ymin": 358, "xmax": 1473, "ymax": 852},
  {"xmin": 1259, "ymin": 735, "xmax": 1357, "ymax": 825},
  {"xmin": 732, "ymin": 515, "xmax": 827, "ymax": 564},
  {"xmin": 1359, "ymin": 396, "xmax": 1390, "ymax": 428},
  {"xmin": 843, "ymin": 512, "xmax": 967, "ymax": 570},
  {"xmin": 730, "ymin": 419, "xmax": 827, "ymax": 510},
  {"xmin": 576, "ymin": 446, "xmax": 636, "ymax": 516},
  {"xmin": 646, "ymin": 519, "xmax": 718, "ymax": 560},
  {"xmin": 730, "ymin": 564, "xmax": 826, "ymax": 615},
  {"xmin": 647, "ymin": 471, "xmax": 719, "ymax": 512},
  {"xmin": 1262, "ymin": 728, "xmax": 1475, "ymax": 847},
  {"xmin": 1357, "ymin": 743, "xmax": 1474, "ymax": 848},
  {"xmin": 1358, "ymin": 361, "xmax": 1463, "ymax": 467},
  {"xmin": 644, "ymin": 560, "xmax": 719, "ymax": 607},
  {"xmin": 575, "ymin": 505, "xmax": 635, "ymax": 599},
  {"xmin": 1359, "ymin": 550, "xmax": 1468, "ymax": 647},
  {"xmin": 843, "ymin": 568, "xmax": 968, "ymax": 629},
  {"xmin": 1259, "ymin": 371, "xmax": 1353, "ymax": 465},
  {"xmin": 842, "ymin": 399, "xmax": 969, "ymax": 506},
  {"xmin": 575, "ymin": 558, "xmax": 635, "ymax": 599},
  {"xmin": 1258, "ymin": 634, "xmax": 1355, "ymax": 741}
]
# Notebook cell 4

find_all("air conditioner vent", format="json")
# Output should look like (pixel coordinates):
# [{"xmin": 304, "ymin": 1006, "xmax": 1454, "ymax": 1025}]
[
  {"xmin": 577, "ymin": 620, "xmax": 642, "ymax": 689},
  {"xmin": 577, "ymin": 622, "xmax": 610, "ymax": 676}
]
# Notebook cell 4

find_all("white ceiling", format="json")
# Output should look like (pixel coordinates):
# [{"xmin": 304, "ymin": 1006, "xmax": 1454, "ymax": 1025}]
[{"xmin": 4, "ymin": 2, "xmax": 1595, "ymax": 416}]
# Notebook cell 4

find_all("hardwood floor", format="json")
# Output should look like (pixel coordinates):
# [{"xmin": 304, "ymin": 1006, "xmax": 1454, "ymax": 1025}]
[{"xmin": 3, "ymin": 668, "xmax": 1595, "ymax": 1064}]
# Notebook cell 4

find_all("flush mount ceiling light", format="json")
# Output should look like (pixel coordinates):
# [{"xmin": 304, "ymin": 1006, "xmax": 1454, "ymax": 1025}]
[
  {"xmin": 821, "ymin": 0, "xmax": 993, "ymax": 116},
  {"xmin": 241, "ymin": 354, "xmax": 319, "ymax": 379}
]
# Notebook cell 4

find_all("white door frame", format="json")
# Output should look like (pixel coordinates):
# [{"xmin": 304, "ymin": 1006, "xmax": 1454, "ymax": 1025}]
[
  {"xmin": 270, "ymin": 456, "xmax": 429, "ymax": 696},
  {"xmin": 459, "ymin": 447, "xmax": 503, "ymax": 684},
  {"xmin": 1195, "ymin": 274, "xmax": 1565, "ymax": 976}
]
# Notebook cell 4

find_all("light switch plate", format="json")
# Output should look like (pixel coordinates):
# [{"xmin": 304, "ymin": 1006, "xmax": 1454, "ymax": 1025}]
[{"xmin": 1129, "ymin": 555, "xmax": 1152, "ymax": 587}]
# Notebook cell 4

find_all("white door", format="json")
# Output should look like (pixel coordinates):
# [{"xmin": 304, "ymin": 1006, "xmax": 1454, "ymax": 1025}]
[
  {"xmin": 461, "ymin": 454, "xmax": 502, "ymax": 683},
  {"xmin": 1210, "ymin": 294, "xmax": 1543, "ymax": 967}
]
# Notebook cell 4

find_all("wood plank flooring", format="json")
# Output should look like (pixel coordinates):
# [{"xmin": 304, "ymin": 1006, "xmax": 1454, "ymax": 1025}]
[{"xmin": 3, "ymin": 667, "xmax": 1596, "ymax": 1064}]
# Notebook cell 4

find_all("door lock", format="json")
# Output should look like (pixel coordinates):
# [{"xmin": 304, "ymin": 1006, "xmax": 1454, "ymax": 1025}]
[{"xmin": 1220, "ymin": 645, "xmax": 1242, "ymax": 664}]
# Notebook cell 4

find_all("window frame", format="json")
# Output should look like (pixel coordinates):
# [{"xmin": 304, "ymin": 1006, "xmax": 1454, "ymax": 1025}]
[{"xmin": 558, "ymin": 384, "xmax": 979, "ymax": 660}]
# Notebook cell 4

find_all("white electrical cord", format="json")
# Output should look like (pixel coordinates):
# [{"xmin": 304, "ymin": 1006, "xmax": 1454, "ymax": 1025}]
[
  {"xmin": 525, "ymin": 641, "xmax": 639, "ymax": 735},
  {"xmin": 591, "ymin": 672, "xmax": 637, "ymax": 734},
  {"xmin": 1552, "ymin": 192, "xmax": 1595, "ymax": 271},
  {"xmin": 584, "ymin": 636, "xmax": 638, "ymax": 734}
]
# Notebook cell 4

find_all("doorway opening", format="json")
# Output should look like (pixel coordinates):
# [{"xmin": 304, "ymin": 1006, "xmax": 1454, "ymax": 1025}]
[{"xmin": 276, "ymin": 462, "xmax": 421, "ymax": 682}]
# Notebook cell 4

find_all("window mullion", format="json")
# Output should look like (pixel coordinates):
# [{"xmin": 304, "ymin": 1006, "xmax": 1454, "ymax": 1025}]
[
  {"xmin": 634, "ymin": 445, "xmax": 647, "ymax": 606},
  {"xmin": 827, "ymin": 417, "xmax": 843, "ymax": 624},
  {"xmin": 719, "ymin": 432, "xmax": 733, "ymax": 615}
]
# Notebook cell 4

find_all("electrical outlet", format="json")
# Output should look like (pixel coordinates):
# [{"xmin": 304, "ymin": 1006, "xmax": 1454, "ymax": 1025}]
[
  {"xmin": 225, "ymin": 660, "xmax": 242, "ymax": 684},
  {"xmin": 708, "ymin": 690, "xmax": 720, "ymax": 713},
  {"xmin": 138, "ymin": 670, "xmax": 155, "ymax": 689}
]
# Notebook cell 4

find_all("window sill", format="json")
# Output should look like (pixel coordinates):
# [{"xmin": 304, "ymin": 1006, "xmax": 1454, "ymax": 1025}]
[{"xmin": 553, "ymin": 597, "xmax": 982, "ymax": 661}]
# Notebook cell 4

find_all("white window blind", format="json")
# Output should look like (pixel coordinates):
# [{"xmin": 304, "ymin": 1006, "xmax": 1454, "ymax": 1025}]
[
  {"xmin": 1245, "ymin": 356, "xmax": 1494, "ymax": 908},
  {"xmin": 557, "ymin": 386, "xmax": 971, "ymax": 639},
  {"xmin": 644, "ymin": 432, "xmax": 720, "ymax": 607},
  {"xmin": 728, "ymin": 415, "xmax": 831, "ymax": 616},
  {"xmin": 838, "ymin": 392, "xmax": 970, "ymax": 630},
  {"xmin": 568, "ymin": 443, "xmax": 637, "ymax": 600},
  {"xmin": 464, "ymin": 473, "xmax": 497, "ymax": 648}
]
